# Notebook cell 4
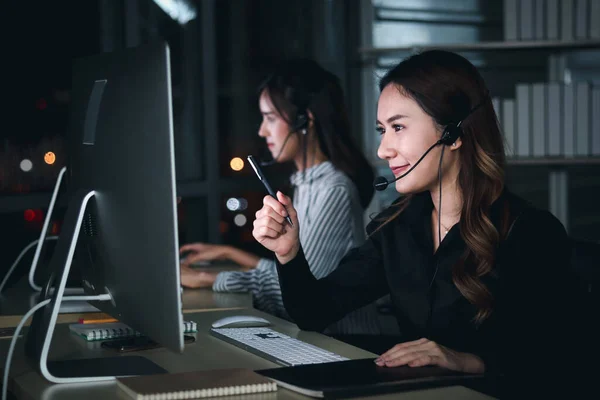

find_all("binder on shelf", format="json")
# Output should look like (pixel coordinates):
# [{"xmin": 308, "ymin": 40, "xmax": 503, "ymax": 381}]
[
  {"xmin": 534, "ymin": 0, "xmax": 546, "ymax": 40},
  {"xmin": 548, "ymin": 55, "xmax": 567, "ymax": 82},
  {"xmin": 547, "ymin": 83, "xmax": 563, "ymax": 157},
  {"xmin": 591, "ymin": 0, "xmax": 600, "ymax": 38},
  {"xmin": 546, "ymin": 0, "xmax": 560, "ymax": 40},
  {"xmin": 504, "ymin": 0, "xmax": 519, "ymax": 40},
  {"xmin": 492, "ymin": 97, "xmax": 501, "ymax": 121},
  {"xmin": 563, "ymin": 84, "xmax": 576, "ymax": 157},
  {"xmin": 575, "ymin": 82, "xmax": 590, "ymax": 157},
  {"xmin": 592, "ymin": 86, "xmax": 600, "ymax": 156},
  {"xmin": 520, "ymin": 0, "xmax": 535, "ymax": 40},
  {"xmin": 561, "ymin": 0, "xmax": 575, "ymax": 41},
  {"xmin": 574, "ymin": 0, "xmax": 589, "ymax": 39},
  {"xmin": 532, "ymin": 83, "xmax": 547, "ymax": 157},
  {"xmin": 516, "ymin": 84, "xmax": 531, "ymax": 157},
  {"xmin": 502, "ymin": 99, "xmax": 516, "ymax": 157}
]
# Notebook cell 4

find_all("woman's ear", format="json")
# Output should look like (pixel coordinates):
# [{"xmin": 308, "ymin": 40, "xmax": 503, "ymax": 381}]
[
  {"xmin": 449, "ymin": 137, "xmax": 463, "ymax": 151},
  {"xmin": 306, "ymin": 110, "xmax": 315, "ymax": 130}
]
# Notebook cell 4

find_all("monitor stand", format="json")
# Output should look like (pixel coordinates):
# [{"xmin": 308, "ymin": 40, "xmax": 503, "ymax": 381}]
[
  {"xmin": 25, "ymin": 189, "xmax": 166, "ymax": 384},
  {"xmin": 28, "ymin": 167, "xmax": 85, "ymax": 295}
]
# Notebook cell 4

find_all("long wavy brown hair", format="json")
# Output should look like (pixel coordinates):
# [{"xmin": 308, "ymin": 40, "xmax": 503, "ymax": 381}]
[{"xmin": 376, "ymin": 50, "xmax": 506, "ymax": 323}]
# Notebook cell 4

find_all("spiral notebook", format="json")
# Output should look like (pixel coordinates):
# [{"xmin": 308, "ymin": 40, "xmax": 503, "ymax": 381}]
[
  {"xmin": 69, "ymin": 321, "xmax": 197, "ymax": 341},
  {"xmin": 116, "ymin": 368, "xmax": 277, "ymax": 399}
]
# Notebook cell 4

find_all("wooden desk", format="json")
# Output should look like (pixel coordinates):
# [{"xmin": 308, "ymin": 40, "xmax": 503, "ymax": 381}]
[
  {"xmin": 0, "ymin": 277, "xmax": 252, "ymax": 328},
  {"xmin": 0, "ymin": 308, "xmax": 495, "ymax": 400}
]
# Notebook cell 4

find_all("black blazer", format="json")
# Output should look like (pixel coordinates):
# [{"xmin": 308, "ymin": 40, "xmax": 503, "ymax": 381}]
[{"xmin": 276, "ymin": 189, "xmax": 587, "ymax": 377}]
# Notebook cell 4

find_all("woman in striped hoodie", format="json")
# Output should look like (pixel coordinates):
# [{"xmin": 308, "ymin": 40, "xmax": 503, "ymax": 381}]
[{"xmin": 179, "ymin": 59, "xmax": 384, "ymax": 335}]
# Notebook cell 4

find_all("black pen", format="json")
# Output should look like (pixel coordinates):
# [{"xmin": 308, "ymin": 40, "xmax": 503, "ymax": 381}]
[{"xmin": 247, "ymin": 155, "xmax": 294, "ymax": 227}]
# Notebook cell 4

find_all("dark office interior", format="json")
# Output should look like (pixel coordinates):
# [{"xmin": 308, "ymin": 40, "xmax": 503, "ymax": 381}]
[
  {"xmin": 2, "ymin": 0, "xmax": 599, "ymax": 284},
  {"xmin": 0, "ymin": 1, "xmax": 599, "ymax": 398}
]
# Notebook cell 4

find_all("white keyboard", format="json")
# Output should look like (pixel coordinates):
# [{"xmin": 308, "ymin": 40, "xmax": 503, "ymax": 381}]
[{"xmin": 211, "ymin": 327, "xmax": 349, "ymax": 366}]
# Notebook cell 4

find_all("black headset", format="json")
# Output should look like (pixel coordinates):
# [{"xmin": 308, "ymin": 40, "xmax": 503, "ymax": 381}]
[
  {"xmin": 293, "ymin": 111, "xmax": 309, "ymax": 135},
  {"xmin": 438, "ymin": 121, "xmax": 463, "ymax": 146}
]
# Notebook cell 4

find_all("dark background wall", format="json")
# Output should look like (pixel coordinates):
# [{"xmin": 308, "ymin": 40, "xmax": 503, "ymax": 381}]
[{"xmin": 1, "ymin": 0, "xmax": 598, "ymax": 289}]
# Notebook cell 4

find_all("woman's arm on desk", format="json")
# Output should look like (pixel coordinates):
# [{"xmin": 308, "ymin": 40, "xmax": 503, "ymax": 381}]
[
  {"xmin": 180, "ymin": 243, "xmax": 260, "ymax": 269},
  {"xmin": 212, "ymin": 259, "xmax": 289, "ymax": 318}
]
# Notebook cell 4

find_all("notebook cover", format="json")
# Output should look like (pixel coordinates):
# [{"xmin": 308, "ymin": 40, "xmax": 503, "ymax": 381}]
[
  {"xmin": 256, "ymin": 358, "xmax": 483, "ymax": 398},
  {"xmin": 116, "ymin": 368, "xmax": 277, "ymax": 399}
]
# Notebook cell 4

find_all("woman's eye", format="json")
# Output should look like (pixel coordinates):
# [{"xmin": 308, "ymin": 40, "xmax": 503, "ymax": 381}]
[
  {"xmin": 392, "ymin": 124, "xmax": 404, "ymax": 132},
  {"xmin": 376, "ymin": 126, "xmax": 384, "ymax": 135}
]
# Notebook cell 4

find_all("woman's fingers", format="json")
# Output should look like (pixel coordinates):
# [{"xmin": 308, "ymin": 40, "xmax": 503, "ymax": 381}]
[
  {"xmin": 253, "ymin": 216, "xmax": 285, "ymax": 235},
  {"xmin": 379, "ymin": 338, "xmax": 430, "ymax": 359},
  {"xmin": 263, "ymin": 195, "xmax": 288, "ymax": 217},
  {"xmin": 180, "ymin": 242, "xmax": 208, "ymax": 254},
  {"xmin": 276, "ymin": 192, "xmax": 298, "ymax": 224},
  {"xmin": 179, "ymin": 243, "xmax": 198, "ymax": 253},
  {"xmin": 262, "ymin": 193, "xmax": 298, "ymax": 225},
  {"xmin": 276, "ymin": 191, "xmax": 293, "ymax": 210},
  {"xmin": 376, "ymin": 340, "xmax": 483, "ymax": 373},
  {"xmin": 255, "ymin": 205, "xmax": 285, "ymax": 224},
  {"xmin": 407, "ymin": 355, "xmax": 438, "ymax": 367},
  {"xmin": 382, "ymin": 350, "xmax": 438, "ymax": 367},
  {"xmin": 259, "ymin": 226, "xmax": 284, "ymax": 239},
  {"xmin": 376, "ymin": 339, "xmax": 440, "ymax": 367}
]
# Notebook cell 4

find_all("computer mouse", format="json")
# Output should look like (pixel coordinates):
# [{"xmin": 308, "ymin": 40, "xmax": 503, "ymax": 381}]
[{"xmin": 211, "ymin": 315, "xmax": 271, "ymax": 328}]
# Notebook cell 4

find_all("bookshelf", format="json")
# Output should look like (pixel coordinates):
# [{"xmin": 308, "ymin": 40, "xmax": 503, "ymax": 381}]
[
  {"xmin": 373, "ymin": 157, "xmax": 600, "ymax": 170},
  {"xmin": 358, "ymin": 39, "xmax": 600, "ymax": 57},
  {"xmin": 506, "ymin": 157, "xmax": 600, "ymax": 166}
]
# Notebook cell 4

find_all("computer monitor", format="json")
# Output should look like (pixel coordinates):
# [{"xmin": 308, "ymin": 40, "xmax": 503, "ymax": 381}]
[{"xmin": 25, "ymin": 41, "xmax": 184, "ymax": 383}]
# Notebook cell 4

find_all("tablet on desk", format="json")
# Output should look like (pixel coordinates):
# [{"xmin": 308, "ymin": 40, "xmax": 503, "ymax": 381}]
[{"xmin": 256, "ymin": 358, "xmax": 484, "ymax": 398}]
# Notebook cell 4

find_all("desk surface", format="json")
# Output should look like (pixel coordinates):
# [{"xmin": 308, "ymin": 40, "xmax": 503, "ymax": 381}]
[
  {"xmin": 0, "ymin": 276, "xmax": 252, "ymax": 328},
  {"xmin": 0, "ymin": 307, "xmax": 496, "ymax": 400}
]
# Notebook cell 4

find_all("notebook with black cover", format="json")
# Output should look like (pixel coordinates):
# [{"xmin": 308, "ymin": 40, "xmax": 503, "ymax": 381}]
[{"xmin": 256, "ymin": 358, "xmax": 484, "ymax": 398}]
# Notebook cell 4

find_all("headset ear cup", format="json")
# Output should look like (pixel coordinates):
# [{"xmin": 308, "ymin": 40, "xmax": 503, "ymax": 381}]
[
  {"xmin": 295, "ymin": 113, "xmax": 308, "ymax": 134},
  {"xmin": 441, "ymin": 124, "xmax": 462, "ymax": 145}
]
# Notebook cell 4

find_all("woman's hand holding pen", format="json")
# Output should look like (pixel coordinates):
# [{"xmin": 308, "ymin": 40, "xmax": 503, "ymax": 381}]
[
  {"xmin": 375, "ymin": 338, "xmax": 485, "ymax": 374},
  {"xmin": 253, "ymin": 191, "xmax": 300, "ymax": 265}
]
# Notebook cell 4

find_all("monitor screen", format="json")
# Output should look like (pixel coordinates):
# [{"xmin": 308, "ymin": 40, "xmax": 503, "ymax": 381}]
[{"xmin": 25, "ymin": 41, "xmax": 184, "ymax": 380}]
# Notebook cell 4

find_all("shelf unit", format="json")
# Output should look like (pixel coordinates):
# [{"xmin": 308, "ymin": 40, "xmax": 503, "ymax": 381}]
[
  {"xmin": 505, "ymin": 157, "xmax": 600, "ymax": 166},
  {"xmin": 372, "ymin": 157, "xmax": 600, "ymax": 170},
  {"xmin": 358, "ymin": 39, "xmax": 600, "ymax": 57}
]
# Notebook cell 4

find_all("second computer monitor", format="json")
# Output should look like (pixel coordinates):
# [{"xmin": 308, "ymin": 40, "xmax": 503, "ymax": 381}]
[
  {"xmin": 26, "ymin": 41, "xmax": 184, "ymax": 371},
  {"xmin": 69, "ymin": 41, "xmax": 184, "ymax": 352}
]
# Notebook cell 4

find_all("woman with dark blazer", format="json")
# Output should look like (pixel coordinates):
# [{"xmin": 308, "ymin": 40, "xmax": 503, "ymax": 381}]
[{"xmin": 252, "ymin": 50, "xmax": 590, "ymax": 395}]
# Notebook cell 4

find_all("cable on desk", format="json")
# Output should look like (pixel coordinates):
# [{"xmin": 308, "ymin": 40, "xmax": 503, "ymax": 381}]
[
  {"xmin": 2, "ymin": 293, "xmax": 112, "ymax": 400},
  {"xmin": 0, "ymin": 236, "xmax": 59, "ymax": 295}
]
